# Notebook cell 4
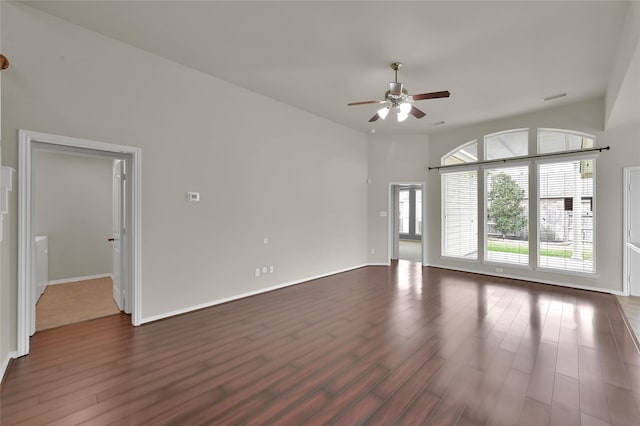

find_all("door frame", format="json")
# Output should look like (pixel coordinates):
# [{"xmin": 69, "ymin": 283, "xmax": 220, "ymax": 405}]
[
  {"xmin": 17, "ymin": 130, "xmax": 142, "ymax": 357},
  {"xmin": 112, "ymin": 159, "xmax": 125, "ymax": 311},
  {"xmin": 388, "ymin": 182, "xmax": 426, "ymax": 265},
  {"xmin": 623, "ymin": 166, "xmax": 640, "ymax": 296}
]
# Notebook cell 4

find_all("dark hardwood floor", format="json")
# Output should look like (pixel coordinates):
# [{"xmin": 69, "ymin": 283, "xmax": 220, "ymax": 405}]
[{"xmin": 2, "ymin": 262, "xmax": 640, "ymax": 425}]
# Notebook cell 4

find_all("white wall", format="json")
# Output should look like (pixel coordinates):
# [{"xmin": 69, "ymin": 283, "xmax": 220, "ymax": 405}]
[
  {"xmin": 34, "ymin": 151, "xmax": 113, "ymax": 281},
  {"xmin": 0, "ymin": 0, "xmax": 368, "ymax": 361},
  {"xmin": 367, "ymin": 134, "xmax": 430, "ymax": 264}
]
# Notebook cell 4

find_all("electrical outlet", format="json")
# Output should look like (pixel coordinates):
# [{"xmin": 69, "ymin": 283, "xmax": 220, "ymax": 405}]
[
  {"xmin": 496, "ymin": 267, "xmax": 504, "ymax": 273},
  {"xmin": 255, "ymin": 268, "xmax": 260, "ymax": 277},
  {"xmin": 262, "ymin": 266, "xmax": 268, "ymax": 274},
  {"xmin": 371, "ymin": 248, "xmax": 375, "ymax": 255},
  {"xmin": 269, "ymin": 266, "xmax": 274, "ymax": 273}
]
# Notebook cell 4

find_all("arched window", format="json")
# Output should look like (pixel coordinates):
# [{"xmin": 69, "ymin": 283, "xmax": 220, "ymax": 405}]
[
  {"xmin": 538, "ymin": 129, "xmax": 594, "ymax": 154},
  {"xmin": 537, "ymin": 129, "xmax": 596, "ymax": 273},
  {"xmin": 441, "ymin": 141, "xmax": 478, "ymax": 260},
  {"xmin": 441, "ymin": 140, "xmax": 477, "ymax": 165},
  {"xmin": 483, "ymin": 129, "xmax": 530, "ymax": 266},
  {"xmin": 485, "ymin": 129, "xmax": 528, "ymax": 160},
  {"xmin": 440, "ymin": 128, "xmax": 597, "ymax": 275}
]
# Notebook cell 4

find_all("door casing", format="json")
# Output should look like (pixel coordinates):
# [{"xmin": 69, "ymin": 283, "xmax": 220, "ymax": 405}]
[
  {"xmin": 18, "ymin": 130, "xmax": 142, "ymax": 357},
  {"xmin": 624, "ymin": 166, "xmax": 640, "ymax": 296},
  {"xmin": 388, "ymin": 182, "xmax": 427, "ymax": 265}
]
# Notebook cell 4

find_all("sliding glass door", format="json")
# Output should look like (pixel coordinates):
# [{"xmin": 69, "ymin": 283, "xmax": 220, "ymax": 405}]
[{"xmin": 399, "ymin": 187, "xmax": 422, "ymax": 241}]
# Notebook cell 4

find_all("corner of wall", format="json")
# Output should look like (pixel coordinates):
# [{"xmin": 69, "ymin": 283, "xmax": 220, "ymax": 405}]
[{"xmin": 605, "ymin": 1, "xmax": 640, "ymax": 128}]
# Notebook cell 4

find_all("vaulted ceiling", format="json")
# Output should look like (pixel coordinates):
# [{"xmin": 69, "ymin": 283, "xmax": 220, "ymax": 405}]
[{"xmin": 23, "ymin": 1, "xmax": 630, "ymax": 134}]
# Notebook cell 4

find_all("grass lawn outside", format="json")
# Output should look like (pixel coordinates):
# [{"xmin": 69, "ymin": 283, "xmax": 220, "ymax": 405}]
[{"xmin": 487, "ymin": 240, "xmax": 593, "ymax": 260}]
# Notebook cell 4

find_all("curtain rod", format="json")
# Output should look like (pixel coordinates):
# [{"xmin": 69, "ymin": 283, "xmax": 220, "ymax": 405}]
[{"xmin": 428, "ymin": 146, "xmax": 610, "ymax": 171}]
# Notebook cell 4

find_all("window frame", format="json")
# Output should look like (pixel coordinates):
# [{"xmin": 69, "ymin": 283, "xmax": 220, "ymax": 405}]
[
  {"xmin": 439, "ymin": 127, "xmax": 599, "ymax": 279},
  {"xmin": 535, "ymin": 153, "xmax": 598, "ymax": 277},
  {"xmin": 440, "ymin": 164, "xmax": 480, "ymax": 262},
  {"xmin": 484, "ymin": 128, "xmax": 529, "ymax": 161},
  {"xmin": 441, "ymin": 139, "xmax": 478, "ymax": 165},
  {"xmin": 482, "ymin": 160, "xmax": 532, "ymax": 269},
  {"xmin": 537, "ymin": 128, "xmax": 595, "ymax": 155}
]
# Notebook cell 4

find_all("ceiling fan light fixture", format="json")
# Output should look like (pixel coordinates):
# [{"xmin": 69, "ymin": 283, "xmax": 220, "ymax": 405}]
[
  {"xmin": 377, "ymin": 106, "xmax": 390, "ymax": 120},
  {"xmin": 348, "ymin": 62, "xmax": 451, "ymax": 124},
  {"xmin": 399, "ymin": 102, "xmax": 412, "ymax": 114}
]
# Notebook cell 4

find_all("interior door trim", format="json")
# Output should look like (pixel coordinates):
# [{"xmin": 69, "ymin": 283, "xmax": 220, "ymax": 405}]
[{"xmin": 18, "ymin": 130, "xmax": 142, "ymax": 357}]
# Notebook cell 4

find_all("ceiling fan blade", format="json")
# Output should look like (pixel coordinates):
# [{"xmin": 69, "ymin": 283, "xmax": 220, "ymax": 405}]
[
  {"xmin": 411, "ymin": 90, "xmax": 451, "ymax": 101},
  {"xmin": 348, "ymin": 100, "xmax": 384, "ymax": 106},
  {"xmin": 368, "ymin": 113, "xmax": 380, "ymax": 122},
  {"xmin": 410, "ymin": 106, "xmax": 426, "ymax": 119}
]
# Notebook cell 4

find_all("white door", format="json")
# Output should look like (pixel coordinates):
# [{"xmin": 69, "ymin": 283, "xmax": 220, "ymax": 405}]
[
  {"xmin": 628, "ymin": 169, "xmax": 640, "ymax": 295},
  {"xmin": 34, "ymin": 236, "xmax": 48, "ymax": 304},
  {"xmin": 630, "ymin": 170, "xmax": 640, "ymax": 243},
  {"xmin": 112, "ymin": 160, "xmax": 124, "ymax": 311}
]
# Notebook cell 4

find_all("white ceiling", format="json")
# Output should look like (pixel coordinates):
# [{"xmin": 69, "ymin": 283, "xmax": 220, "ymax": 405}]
[{"xmin": 23, "ymin": 1, "xmax": 630, "ymax": 134}]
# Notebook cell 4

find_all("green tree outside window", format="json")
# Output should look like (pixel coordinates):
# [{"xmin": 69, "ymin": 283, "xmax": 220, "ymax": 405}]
[{"xmin": 488, "ymin": 173, "xmax": 527, "ymax": 238}]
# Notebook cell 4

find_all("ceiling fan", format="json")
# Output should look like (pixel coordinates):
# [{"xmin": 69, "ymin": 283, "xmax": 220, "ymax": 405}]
[{"xmin": 348, "ymin": 62, "xmax": 450, "ymax": 123}]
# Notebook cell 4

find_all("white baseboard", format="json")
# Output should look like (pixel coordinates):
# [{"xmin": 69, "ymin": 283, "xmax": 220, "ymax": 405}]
[
  {"xmin": 141, "ymin": 264, "xmax": 368, "ymax": 325},
  {"xmin": 46, "ymin": 273, "xmax": 113, "ymax": 286},
  {"xmin": 428, "ymin": 263, "xmax": 624, "ymax": 295},
  {"xmin": 1, "ymin": 351, "xmax": 18, "ymax": 385}
]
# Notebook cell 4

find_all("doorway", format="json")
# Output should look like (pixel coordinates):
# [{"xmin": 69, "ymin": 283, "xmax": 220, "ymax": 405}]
[
  {"xmin": 18, "ymin": 130, "xmax": 141, "ymax": 357},
  {"xmin": 390, "ymin": 183, "xmax": 425, "ymax": 264},
  {"xmin": 32, "ymin": 151, "xmax": 119, "ymax": 331}
]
